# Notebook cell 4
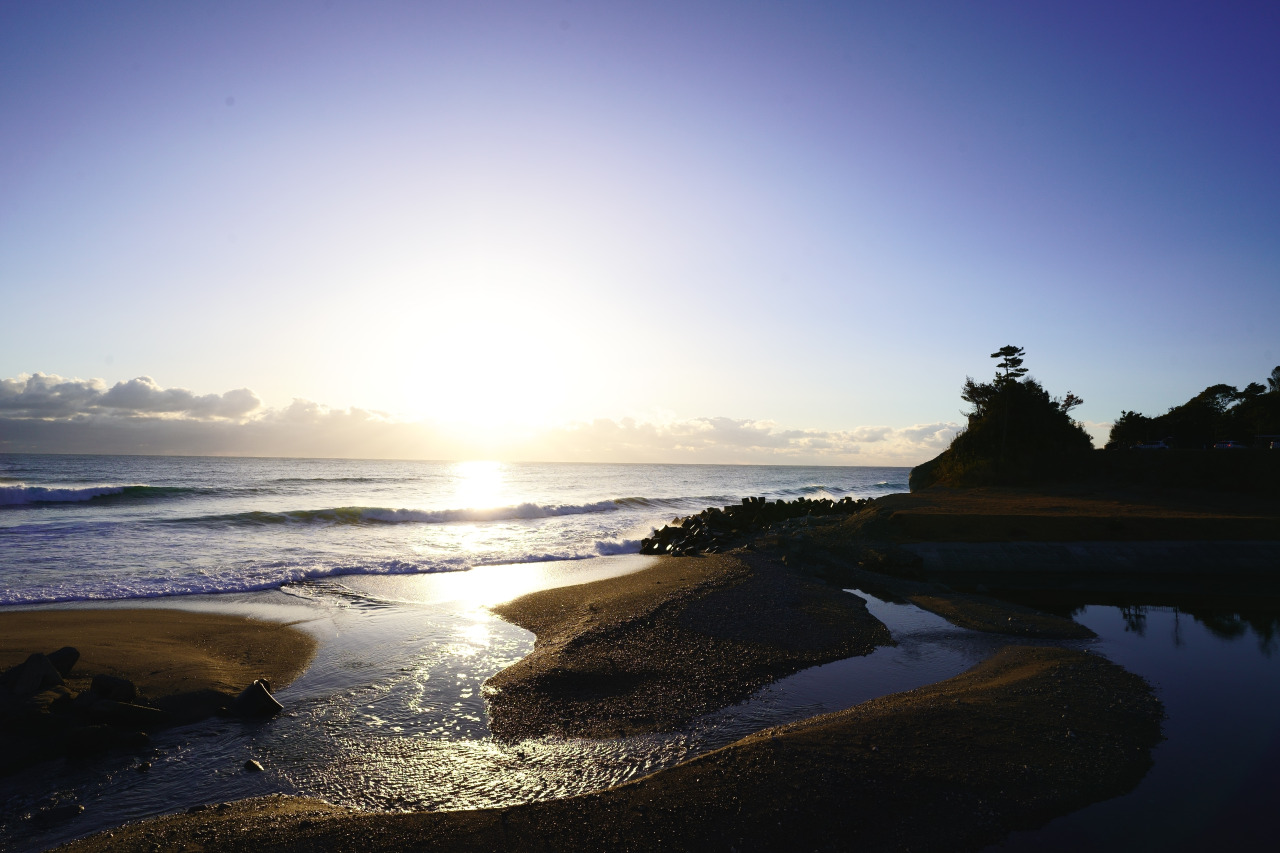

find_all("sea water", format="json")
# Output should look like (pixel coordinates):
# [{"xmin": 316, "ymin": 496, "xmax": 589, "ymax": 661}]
[{"xmin": 0, "ymin": 454, "xmax": 910, "ymax": 604}]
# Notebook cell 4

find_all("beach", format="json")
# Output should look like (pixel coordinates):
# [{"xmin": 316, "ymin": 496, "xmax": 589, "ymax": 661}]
[
  {"xmin": 4, "ymin": 461, "xmax": 1280, "ymax": 850},
  {"xmin": 7, "ymin": 549, "xmax": 1167, "ymax": 853},
  {"xmin": 51, "ymin": 645, "xmax": 1161, "ymax": 853}
]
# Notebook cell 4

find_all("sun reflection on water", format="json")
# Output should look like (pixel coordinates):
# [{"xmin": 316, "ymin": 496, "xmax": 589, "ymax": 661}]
[
  {"xmin": 459, "ymin": 621, "xmax": 491, "ymax": 648},
  {"xmin": 452, "ymin": 460, "xmax": 504, "ymax": 509}
]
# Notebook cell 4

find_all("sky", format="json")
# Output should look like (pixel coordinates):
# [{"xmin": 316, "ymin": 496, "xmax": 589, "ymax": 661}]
[{"xmin": 3, "ymin": 1, "xmax": 1278, "ymax": 464}]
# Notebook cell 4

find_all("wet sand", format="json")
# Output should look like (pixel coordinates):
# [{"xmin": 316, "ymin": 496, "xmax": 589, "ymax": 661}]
[
  {"xmin": 487, "ymin": 551, "xmax": 891, "ymax": 739},
  {"xmin": 0, "ymin": 609, "xmax": 317, "ymax": 701},
  {"xmin": 53, "ymin": 645, "xmax": 1162, "ymax": 852}
]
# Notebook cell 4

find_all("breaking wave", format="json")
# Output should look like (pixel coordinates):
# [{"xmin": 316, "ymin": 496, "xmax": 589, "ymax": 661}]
[
  {"xmin": 1, "ymin": 484, "xmax": 130, "ymax": 505},
  {"xmin": 0, "ymin": 557, "xmax": 470, "ymax": 606},
  {"xmin": 184, "ymin": 500, "xmax": 626, "ymax": 527},
  {"xmin": 594, "ymin": 538, "xmax": 643, "ymax": 556},
  {"xmin": 0, "ymin": 483, "xmax": 259, "ymax": 506}
]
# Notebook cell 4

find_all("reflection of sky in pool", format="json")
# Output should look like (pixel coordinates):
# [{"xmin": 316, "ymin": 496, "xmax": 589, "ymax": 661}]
[{"xmin": 990, "ymin": 604, "xmax": 1280, "ymax": 852}]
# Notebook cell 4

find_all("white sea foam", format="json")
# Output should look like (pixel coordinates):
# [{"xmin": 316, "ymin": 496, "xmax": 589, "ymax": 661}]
[
  {"xmin": 595, "ymin": 538, "xmax": 642, "ymax": 556},
  {"xmin": 199, "ymin": 500, "xmax": 625, "ymax": 527},
  {"xmin": 0, "ymin": 556, "xmax": 471, "ymax": 606}
]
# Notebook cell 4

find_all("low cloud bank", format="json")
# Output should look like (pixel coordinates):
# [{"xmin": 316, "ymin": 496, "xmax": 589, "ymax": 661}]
[
  {"xmin": 526, "ymin": 416, "xmax": 957, "ymax": 464},
  {"xmin": 0, "ymin": 373, "xmax": 956, "ymax": 465},
  {"xmin": 1, "ymin": 374, "xmax": 260, "ymax": 420}
]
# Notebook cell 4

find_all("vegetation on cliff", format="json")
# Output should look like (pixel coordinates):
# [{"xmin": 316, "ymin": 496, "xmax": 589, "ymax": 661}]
[
  {"xmin": 1106, "ymin": 366, "xmax": 1280, "ymax": 449},
  {"xmin": 911, "ymin": 346, "xmax": 1092, "ymax": 489}
]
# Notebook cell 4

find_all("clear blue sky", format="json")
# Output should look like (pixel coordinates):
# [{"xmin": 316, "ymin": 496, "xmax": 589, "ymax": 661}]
[{"xmin": 3, "ymin": 1, "xmax": 1278, "ymax": 462}]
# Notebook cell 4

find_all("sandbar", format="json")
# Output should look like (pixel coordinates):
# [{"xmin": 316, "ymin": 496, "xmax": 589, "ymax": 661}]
[
  {"xmin": 0, "ymin": 608, "xmax": 317, "ymax": 701},
  {"xmin": 486, "ymin": 551, "xmax": 891, "ymax": 739}
]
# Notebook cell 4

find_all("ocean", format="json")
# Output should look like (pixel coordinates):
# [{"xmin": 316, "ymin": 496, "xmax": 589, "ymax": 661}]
[{"xmin": 0, "ymin": 454, "xmax": 909, "ymax": 605}]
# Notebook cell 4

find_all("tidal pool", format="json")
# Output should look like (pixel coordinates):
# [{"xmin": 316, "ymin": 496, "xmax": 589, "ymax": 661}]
[{"xmin": 989, "ymin": 601, "xmax": 1280, "ymax": 851}]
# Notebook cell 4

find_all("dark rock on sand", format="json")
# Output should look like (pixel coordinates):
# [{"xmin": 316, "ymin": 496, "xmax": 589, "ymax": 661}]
[
  {"xmin": 90, "ymin": 674, "xmax": 137, "ymax": 702},
  {"xmin": 87, "ymin": 699, "xmax": 172, "ymax": 730},
  {"xmin": 46, "ymin": 646, "xmax": 80, "ymax": 677},
  {"xmin": 153, "ymin": 687, "xmax": 236, "ymax": 723},
  {"xmin": 233, "ymin": 679, "xmax": 283, "ymax": 717},
  {"xmin": 6, "ymin": 653, "xmax": 65, "ymax": 696},
  {"xmin": 63, "ymin": 724, "xmax": 121, "ymax": 757}
]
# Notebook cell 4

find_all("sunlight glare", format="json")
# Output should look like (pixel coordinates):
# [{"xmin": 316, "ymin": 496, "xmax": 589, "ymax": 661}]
[
  {"xmin": 453, "ymin": 460, "xmax": 505, "ymax": 509},
  {"xmin": 459, "ymin": 622, "xmax": 491, "ymax": 647}
]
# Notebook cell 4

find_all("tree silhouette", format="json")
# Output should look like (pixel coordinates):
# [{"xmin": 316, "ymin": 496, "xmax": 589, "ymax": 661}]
[
  {"xmin": 1058, "ymin": 392, "xmax": 1084, "ymax": 415},
  {"xmin": 1105, "ymin": 368, "xmax": 1280, "ymax": 448},
  {"xmin": 991, "ymin": 345, "xmax": 1028, "ymax": 384}
]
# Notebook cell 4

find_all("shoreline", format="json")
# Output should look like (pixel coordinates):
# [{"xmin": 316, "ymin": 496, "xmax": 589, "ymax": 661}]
[{"xmin": 20, "ymin": 482, "xmax": 1280, "ymax": 850}]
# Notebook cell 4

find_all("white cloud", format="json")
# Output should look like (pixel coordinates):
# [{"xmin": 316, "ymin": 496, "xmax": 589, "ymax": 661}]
[{"xmin": 0, "ymin": 372, "xmax": 957, "ymax": 465}]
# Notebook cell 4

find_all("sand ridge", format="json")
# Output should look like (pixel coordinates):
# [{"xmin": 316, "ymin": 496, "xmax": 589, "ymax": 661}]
[
  {"xmin": 486, "ymin": 551, "xmax": 892, "ymax": 739},
  {"xmin": 0, "ymin": 608, "xmax": 317, "ymax": 700}
]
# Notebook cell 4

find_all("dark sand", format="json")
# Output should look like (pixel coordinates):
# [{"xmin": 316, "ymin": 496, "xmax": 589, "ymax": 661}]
[
  {"xmin": 54, "ymin": 645, "xmax": 1161, "ymax": 852},
  {"xmin": 487, "ymin": 551, "xmax": 891, "ymax": 739}
]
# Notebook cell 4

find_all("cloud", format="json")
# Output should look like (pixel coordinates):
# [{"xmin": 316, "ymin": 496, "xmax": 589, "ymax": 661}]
[
  {"xmin": 0, "ymin": 373, "xmax": 260, "ymax": 420},
  {"xmin": 0, "ymin": 371, "xmax": 957, "ymax": 465},
  {"xmin": 525, "ymin": 416, "xmax": 959, "ymax": 464}
]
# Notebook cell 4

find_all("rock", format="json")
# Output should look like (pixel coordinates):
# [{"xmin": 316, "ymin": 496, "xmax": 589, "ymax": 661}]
[
  {"xmin": 232, "ymin": 679, "xmax": 283, "ymax": 717},
  {"xmin": 64, "ymin": 724, "xmax": 118, "ymax": 756},
  {"xmin": 31, "ymin": 803, "xmax": 85, "ymax": 829},
  {"xmin": 244, "ymin": 758, "xmax": 265, "ymax": 772},
  {"xmin": 46, "ymin": 646, "xmax": 80, "ymax": 677},
  {"xmin": 14, "ymin": 653, "xmax": 64, "ymax": 696},
  {"xmin": 90, "ymin": 674, "xmax": 137, "ymax": 702},
  {"xmin": 152, "ymin": 688, "xmax": 232, "ymax": 723},
  {"xmin": 88, "ymin": 700, "xmax": 172, "ymax": 730}
]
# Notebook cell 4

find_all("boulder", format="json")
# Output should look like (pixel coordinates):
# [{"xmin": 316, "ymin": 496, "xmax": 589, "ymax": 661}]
[
  {"xmin": 46, "ymin": 646, "xmax": 80, "ymax": 677},
  {"xmin": 64, "ymin": 724, "xmax": 118, "ymax": 756},
  {"xmin": 90, "ymin": 674, "xmax": 137, "ymax": 702},
  {"xmin": 88, "ymin": 700, "xmax": 172, "ymax": 730},
  {"xmin": 14, "ymin": 653, "xmax": 64, "ymax": 696},
  {"xmin": 232, "ymin": 679, "xmax": 283, "ymax": 717}
]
